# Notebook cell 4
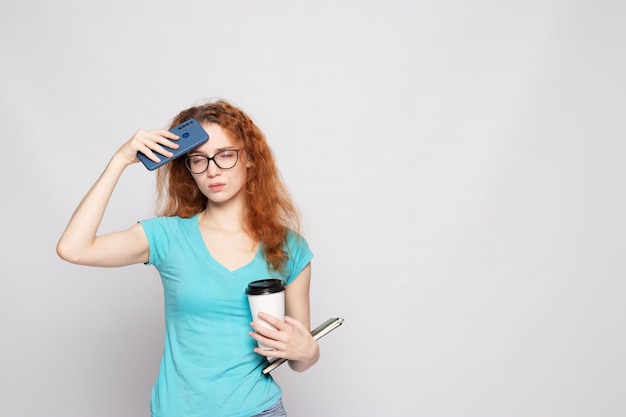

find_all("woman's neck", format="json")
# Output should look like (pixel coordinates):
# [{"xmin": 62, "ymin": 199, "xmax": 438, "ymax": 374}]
[{"xmin": 199, "ymin": 202, "xmax": 246, "ymax": 232}]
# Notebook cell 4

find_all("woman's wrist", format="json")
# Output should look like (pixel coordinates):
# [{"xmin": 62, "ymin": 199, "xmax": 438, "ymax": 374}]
[
  {"xmin": 109, "ymin": 150, "xmax": 137, "ymax": 171},
  {"xmin": 288, "ymin": 341, "xmax": 320, "ymax": 372}
]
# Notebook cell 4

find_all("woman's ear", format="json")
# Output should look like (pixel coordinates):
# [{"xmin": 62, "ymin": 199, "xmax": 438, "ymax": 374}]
[{"xmin": 245, "ymin": 152, "xmax": 254, "ymax": 168}]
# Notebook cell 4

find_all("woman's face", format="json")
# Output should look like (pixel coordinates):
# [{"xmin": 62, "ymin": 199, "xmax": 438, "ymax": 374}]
[{"xmin": 187, "ymin": 123, "xmax": 251, "ymax": 206}]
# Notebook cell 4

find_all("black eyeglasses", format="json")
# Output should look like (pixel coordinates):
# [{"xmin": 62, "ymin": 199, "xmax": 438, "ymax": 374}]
[{"xmin": 184, "ymin": 149, "xmax": 240, "ymax": 174}]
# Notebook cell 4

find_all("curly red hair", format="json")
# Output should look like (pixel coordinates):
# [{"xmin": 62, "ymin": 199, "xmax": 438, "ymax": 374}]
[{"xmin": 155, "ymin": 99, "xmax": 300, "ymax": 272}]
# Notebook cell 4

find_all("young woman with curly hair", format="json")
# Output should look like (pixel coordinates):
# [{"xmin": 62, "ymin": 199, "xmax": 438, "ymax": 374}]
[{"xmin": 57, "ymin": 99, "xmax": 318, "ymax": 417}]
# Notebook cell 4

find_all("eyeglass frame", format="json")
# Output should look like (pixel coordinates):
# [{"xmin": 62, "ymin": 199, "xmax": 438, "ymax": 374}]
[{"xmin": 184, "ymin": 149, "xmax": 241, "ymax": 174}]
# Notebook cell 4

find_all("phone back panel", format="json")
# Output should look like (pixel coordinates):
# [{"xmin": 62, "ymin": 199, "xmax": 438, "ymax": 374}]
[{"xmin": 137, "ymin": 118, "xmax": 209, "ymax": 171}]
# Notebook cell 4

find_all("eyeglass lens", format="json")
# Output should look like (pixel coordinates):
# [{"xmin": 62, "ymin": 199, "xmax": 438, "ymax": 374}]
[{"xmin": 185, "ymin": 149, "xmax": 239, "ymax": 173}]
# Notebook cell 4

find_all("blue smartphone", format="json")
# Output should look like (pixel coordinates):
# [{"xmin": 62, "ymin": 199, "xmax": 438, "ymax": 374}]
[{"xmin": 137, "ymin": 117, "xmax": 209, "ymax": 171}]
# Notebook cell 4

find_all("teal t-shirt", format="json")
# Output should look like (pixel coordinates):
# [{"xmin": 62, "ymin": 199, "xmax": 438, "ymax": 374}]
[{"xmin": 139, "ymin": 214, "xmax": 313, "ymax": 417}]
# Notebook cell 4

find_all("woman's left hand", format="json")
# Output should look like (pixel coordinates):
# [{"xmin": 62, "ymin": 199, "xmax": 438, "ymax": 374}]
[{"xmin": 250, "ymin": 313, "xmax": 320, "ymax": 370}]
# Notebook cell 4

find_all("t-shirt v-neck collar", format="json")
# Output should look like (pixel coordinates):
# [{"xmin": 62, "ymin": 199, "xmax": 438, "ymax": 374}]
[{"xmin": 191, "ymin": 214, "xmax": 260, "ymax": 274}]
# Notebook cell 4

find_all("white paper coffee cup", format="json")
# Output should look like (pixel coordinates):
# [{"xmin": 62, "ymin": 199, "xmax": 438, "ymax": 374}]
[{"xmin": 246, "ymin": 279, "xmax": 285, "ymax": 351}]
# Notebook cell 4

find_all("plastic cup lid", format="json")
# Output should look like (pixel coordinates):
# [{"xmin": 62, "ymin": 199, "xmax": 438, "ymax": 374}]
[{"xmin": 245, "ymin": 279, "xmax": 285, "ymax": 295}]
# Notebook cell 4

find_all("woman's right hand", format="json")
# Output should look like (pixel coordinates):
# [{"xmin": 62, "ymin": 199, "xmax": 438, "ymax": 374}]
[{"xmin": 114, "ymin": 129, "xmax": 180, "ymax": 166}]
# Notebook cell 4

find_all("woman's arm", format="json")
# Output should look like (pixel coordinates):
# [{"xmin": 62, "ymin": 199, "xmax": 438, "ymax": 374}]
[
  {"xmin": 250, "ymin": 263, "xmax": 320, "ymax": 372},
  {"xmin": 284, "ymin": 263, "xmax": 320, "ymax": 371},
  {"xmin": 56, "ymin": 129, "xmax": 179, "ymax": 267}
]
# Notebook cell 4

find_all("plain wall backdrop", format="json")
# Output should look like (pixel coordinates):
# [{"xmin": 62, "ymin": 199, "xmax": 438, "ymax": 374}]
[{"xmin": 1, "ymin": 1, "xmax": 625, "ymax": 416}]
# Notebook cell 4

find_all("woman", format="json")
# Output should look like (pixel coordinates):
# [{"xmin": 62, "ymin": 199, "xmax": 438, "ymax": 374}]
[{"xmin": 57, "ymin": 99, "xmax": 319, "ymax": 417}]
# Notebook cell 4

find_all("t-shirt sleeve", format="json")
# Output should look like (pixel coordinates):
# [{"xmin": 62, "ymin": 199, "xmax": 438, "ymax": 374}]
[
  {"xmin": 138, "ymin": 217, "xmax": 174, "ymax": 267},
  {"xmin": 284, "ymin": 230, "xmax": 314, "ymax": 285}
]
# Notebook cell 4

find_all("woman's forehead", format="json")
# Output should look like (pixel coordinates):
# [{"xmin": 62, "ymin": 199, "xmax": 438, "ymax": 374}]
[{"xmin": 201, "ymin": 123, "xmax": 239, "ymax": 144}]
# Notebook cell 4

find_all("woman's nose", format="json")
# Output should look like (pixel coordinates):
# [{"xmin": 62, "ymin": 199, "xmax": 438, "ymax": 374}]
[{"xmin": 206, "ymin": 159, "xmax": 222, "ymax": 176}]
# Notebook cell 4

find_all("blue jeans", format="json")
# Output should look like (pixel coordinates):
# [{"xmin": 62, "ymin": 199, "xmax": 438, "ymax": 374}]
[{"xmin": 252, "ymin": 399, "xmax": 287, "ymax": 417}]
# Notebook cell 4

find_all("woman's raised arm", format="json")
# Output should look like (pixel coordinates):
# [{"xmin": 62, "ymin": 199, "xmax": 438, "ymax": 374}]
[{"xmin": 56, "ymin": 129, "xmax": 178, "ymax": 267}]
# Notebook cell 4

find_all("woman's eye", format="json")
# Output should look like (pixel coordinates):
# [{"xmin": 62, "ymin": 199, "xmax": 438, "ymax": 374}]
[{"xmin": 219, "ymin": 151, "xmax": 235, "ymax": 159}]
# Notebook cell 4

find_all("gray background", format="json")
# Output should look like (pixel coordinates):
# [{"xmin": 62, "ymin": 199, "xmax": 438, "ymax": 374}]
[{"xmin": 1, "ymin": 1, "xmax": 625, "ymax": 416}]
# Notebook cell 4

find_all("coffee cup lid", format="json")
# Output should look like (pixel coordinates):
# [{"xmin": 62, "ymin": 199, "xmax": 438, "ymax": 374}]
[{"xmin": 245, "ymin": 279, "xmax": 285, "ymax": 295}]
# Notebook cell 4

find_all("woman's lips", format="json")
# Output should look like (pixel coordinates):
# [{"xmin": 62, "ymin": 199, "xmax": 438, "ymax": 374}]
[{"xmin": 208, "ymin": 183, "xmax": 225, "ymax": 192}]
